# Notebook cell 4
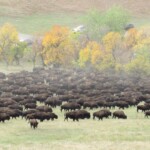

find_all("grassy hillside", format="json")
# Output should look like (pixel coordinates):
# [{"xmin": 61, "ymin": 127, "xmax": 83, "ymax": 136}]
[
  {"xmin": 0, "ymin": 0, "xmax": 150, "ymax": 17},
  {"xmin": 0, "ymin": 13, "xmax": 83, "ymax": 34},
  {"xmin": 0, "ymin": 106, "xmax": 150, "ymax": 150},
  {"xmin": 0, "ymin": 0, "xmax": 150, "ymax": 34}
]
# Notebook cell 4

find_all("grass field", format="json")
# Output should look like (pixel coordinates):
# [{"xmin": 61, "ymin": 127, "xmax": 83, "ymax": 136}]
[{"xmin": 0, "ymin": 106, "xmax": 150, "ymax": 150}]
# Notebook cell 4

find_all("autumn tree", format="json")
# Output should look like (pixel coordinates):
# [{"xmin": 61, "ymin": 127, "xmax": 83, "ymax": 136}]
[
  {"xmin": 133, "ymin": 26, "xmax": 150, "ymax": 51},
  {"xmin": 78, "ymin": 42, "xmax": 91, "ymax": 67},
  {"xmin": 124, "ymin": 28, "xmax": 138, "ymax": 49},
  {"xmin": 0, "ymin": 23, "xmax": 19, "ymax": 65},
  {"xmin": 102, "ymin": 32, "xmax": 122, "ymax": 62},
  {"xmin": 42, "ymin": 25, "xmax": 78, "ymax": 66},
  {"xmin": 78, "ymin": 41, "xmax": 115, "ymax": 70},
  {"xmin": 124, "ymin": 25, "xmax": 150, "ymax": 75}
]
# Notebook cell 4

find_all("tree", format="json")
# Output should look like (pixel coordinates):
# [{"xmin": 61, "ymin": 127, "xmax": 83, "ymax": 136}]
[
  {"xmin": 124, "ymin": 26, "xmax": 150, "ymax": 75},
  {"xmin": 83, "ymin": 5, "xmax": 130, "ymax": 41},
  {"xmin": 31, "ymin": 37, "xmax": 44, "ymax": 67},
  {"xmin": 0, "ymin": 23, "xmax": 19, "ymax": 65},
  {"xmin": 104, "ymin": 5, "xmax": 130, "ymax": 32},
  {"xmin": 124, "ymin": 28, "xmax": 138, "ymax": 49},
  {"xmin": 78, "ymin": 43, "xmax": 91, "ymax": 67},
  {"xmin": 83, "ymin": 9, "xmax": 106, "ymax": 40},
  {"xmin": 11, "ymin": 42, "xmax": 27, "ymax": 65},
  {"xmin": 133, "ymin": 26, "xmax": 150, "ymax": 51},
  {"xmin": 102, "ymin": 31, "xmax": 122, "ymax": 62},
  {"xmin": 78, "ymin": 41, "xmax": 115, "ymax": 70},
  {"xmin": 42, "ymin": 25, "xmax": 77, "ymax": 66}
]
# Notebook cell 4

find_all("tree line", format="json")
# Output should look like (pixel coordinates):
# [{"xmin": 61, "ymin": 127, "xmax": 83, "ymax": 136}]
[{"xmin": 0, "ymin": 6, "xmax": 149, "ymax": 75}]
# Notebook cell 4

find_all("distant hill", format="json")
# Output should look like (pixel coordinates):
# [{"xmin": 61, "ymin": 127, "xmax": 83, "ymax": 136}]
[{"xmin": 0, "ymin": 0, "xmax": 150, "ymax": 17}]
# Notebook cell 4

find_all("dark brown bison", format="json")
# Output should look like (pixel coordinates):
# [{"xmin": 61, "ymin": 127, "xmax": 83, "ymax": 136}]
[
  {"xmin": 25, "ymin": 103, "xmax": 37, "ymax": 109},
  {"xmin": 145, "ymin": 111, "xmax": 150, "ymax": 118},
  {"xmin": 64, "ymin": 110, "xmax": 90, "ymax": 121},
  {"xmin": 97, "ymin": 100, "xmax": 106, "ymax": 108},
  {"xmin": 137, "ymin": 105, "xmax": 149, "ymax": 112},
  {"xmin": 45, "ymin": 97, "xmax": 62, "ymax": 108},
  {"xmin": 36, "ymin": 106, "xmax": 52, "ymax": 113},
  {"xmin": 93, "ymin": 109, "xmax": 111, "ymax": 120},
  {"xmin": 113, "ymin": 110, "xmax": 127, "ymax": 119},
  {"xmin": 46, "ymin": 112, "xmax": 58, "ymax": 120},
  {"xmin": 61, "ymin": 102, "xmax": 81, "ymax": 112},
  {"xmin": 22, "ymin": 109, "xmax": 38, "ymax": 118},
  {"xmin": 83, "ymin": 102, "xmax": 98, "ymax": 110},
  {"xmin": 115, "ymin": 101, "xmax": 129, "ymax": 109},
  {"xmin": 26, "ymin": 112, "xmax": 58, "ymax": 122},
  {"xmin": 29, "ymin": 119, "xmax": 38, "ymax": 129},
  {"xmin": 34, "ymin": 93, "xmax": 49, "ymax": 103},
  {"xmin": 8, "ymin": 109, "xmax": 22, "ymax": 119},
  {"xmin": 8, "ymin": 104, "xmax": 23, "ymax": 111},
  {"xmin": 0, "ymin": 113, "xmax": 10, "ymax": 122}
]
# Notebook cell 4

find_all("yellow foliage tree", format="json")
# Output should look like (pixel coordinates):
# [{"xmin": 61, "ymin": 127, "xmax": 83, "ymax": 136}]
[
  {"xmin": 78, "ymin": 41, "xmax": 115, "ymax": 70},
  {"xmin": 133, "ymin": 26, "xmax": 150, "ymax": 51},
  {"xmin": 42, "ymin": 25, "xmax": 77, "ymax": 66},
  {"xmin": 124, "ymin": 28, "xmax": 138, "ymax": 49},
  {"xmin": 0, "ymin": 23, "xmax": 19, "ymax": 65},
  {"xmin": 125, "ymin": 26, "xmax": 150, "ymax": 75},
  {"xmin": 102, "ymin": 31, "xmax": 121, "ymax": 53},
  {"xmin": 102, "ymin": 31, "xmax": 124, "ymax": 64},
  {"xmin": 79, "ymin": 41, "xmax": 101, "ymax": 67}
]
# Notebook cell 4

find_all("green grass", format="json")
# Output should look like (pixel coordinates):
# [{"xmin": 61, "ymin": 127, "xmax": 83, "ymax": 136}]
[
  {"xmin": 0, "ymin": 106, "xmax": 150, "ymax": 150},
  {"xmin": 0, "ymin": 13, "xmax": 83, "ymax": 34},
  {"xmin": 0, "ymin": 13, "xmax": 150, "ymax": 34}
]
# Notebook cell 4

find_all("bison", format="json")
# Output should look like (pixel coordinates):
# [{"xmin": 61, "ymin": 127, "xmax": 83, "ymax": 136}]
[
  {"xmin": 29, "ymin": 119, "xmax": 38, "ymax": 129},
  {"xmin": 24, "ymin": 103, "xmax": 37, "ymax": 109},
  {"xmin": 113, "ymin": 110, "xmax": 127, "ymax": 119},
  {"xmin": 36, "ymin": 106, "xmax": 52, "ymax": 113},
  {"xmin": 145, "ymin": 111, "xmax": 150, "ymax": 118},
  {"xmin": 83, "ymin": 102, "xmax": 98, "ymax": 110},
  {"xmin": 93, "ymin": 109, "xmax": 111, "ymax": 120},
  {"xmin": 26, "ymin": 112, "xmax": 58, "ymax": 122},
  {"xmin": 45, "ymin": 97, "xmax": 62, "ymax": 108},
  {"xmin": 137, "ymin": 105, "xmax": 149, "ymax": 112},
  {"xmin": 61, "ymin": 102, "xmax": 81, "ymax": 112},
  {"xmin": 64, "ymin": 110, "xmax": 90, "ymax": 121}
]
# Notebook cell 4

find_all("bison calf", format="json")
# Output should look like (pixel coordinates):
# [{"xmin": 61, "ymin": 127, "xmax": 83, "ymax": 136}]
[
  {"xmin": 145, "ymin": 111, "xmax": 150, "ymax": 118},
  {"xmin": 29, "ymin": 119, "xmax": 38, "ymax": 129}
]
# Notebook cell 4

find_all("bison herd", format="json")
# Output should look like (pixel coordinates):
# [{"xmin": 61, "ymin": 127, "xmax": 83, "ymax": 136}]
[{"xmin": 0, "ymin": 67, "xmax": 150, "ymax": 129}]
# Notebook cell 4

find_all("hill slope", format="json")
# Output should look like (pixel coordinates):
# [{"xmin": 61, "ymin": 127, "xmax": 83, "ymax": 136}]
[
  {"xmin": 0, "ymin": 0, "xmax": 149, "ymax": 33},
  {"xmin": 0, "ymin": 0, "xmax": 149, "ymax": 17}
]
